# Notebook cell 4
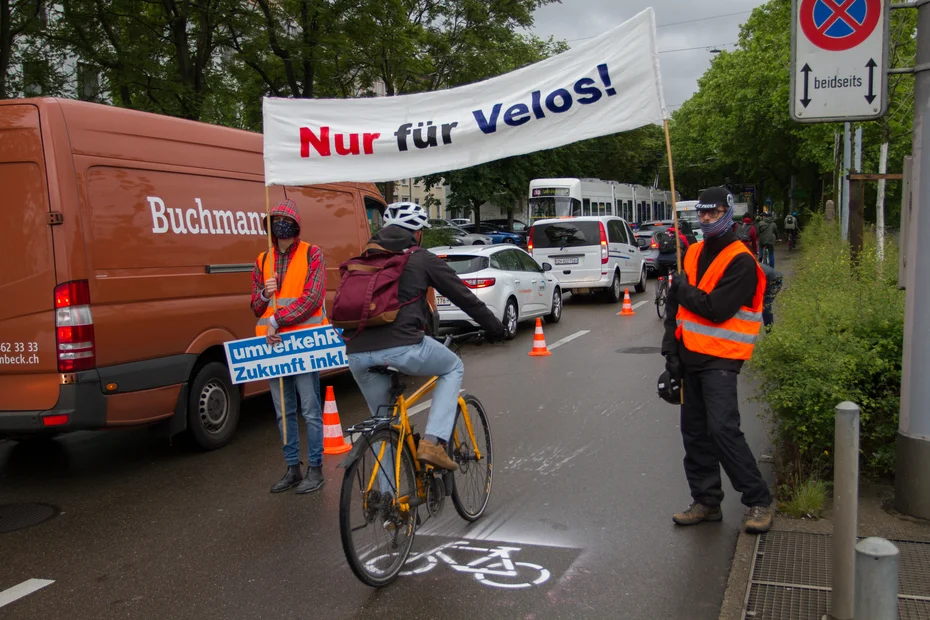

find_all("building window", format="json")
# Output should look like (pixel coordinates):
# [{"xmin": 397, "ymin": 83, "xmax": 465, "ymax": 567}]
[
  {"xmin": 77, "ymin": 63, "xmax": 99, "ymax": 102},
  {"xmin": 23, "ymin": 62, "xmax": 44, "ymax": 97}
]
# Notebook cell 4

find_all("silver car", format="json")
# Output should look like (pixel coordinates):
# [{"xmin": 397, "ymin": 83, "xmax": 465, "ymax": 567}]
[
  {"xmin": 428, "ymin": 244, "xmax": 563, "ymax": 339},
  {"xmin": 429, "ymin": 220, "xmax": 493, "ymax": 246}
]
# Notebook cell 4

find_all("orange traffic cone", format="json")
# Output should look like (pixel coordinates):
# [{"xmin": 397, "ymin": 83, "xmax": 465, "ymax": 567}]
[
  {"xmin": 618, "ymin": 288, "xmax": 636, "ymax": 316},
  {"xmin": 322, "ymin": 386, "xmax": 352, "ymax": 455},
  {"xmin": 528, "ymin": 318, "xmax": 552, "ymax": 357}
]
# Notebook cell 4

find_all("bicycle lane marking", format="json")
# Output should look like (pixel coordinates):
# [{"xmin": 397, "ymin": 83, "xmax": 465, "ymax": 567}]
[
  {"xmin": 0, "ymin": 579, "xmax": 55, "ymax": 609},
  {"xmin": 547, "ymin": 330, "xmax": 590, "ymax": 351},
  {"xmin": 631, "ymin": 300, "xmax": 649, "ymax": 311}
]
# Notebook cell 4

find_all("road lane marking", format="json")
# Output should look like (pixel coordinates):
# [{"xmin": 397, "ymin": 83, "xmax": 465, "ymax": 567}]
[
  {"xmin": 548, "ymin": 330, "xmax": 590, "ymax": 351},
  {"xmin": 631, "ymin": 300, "xmax": 649, "ymax": 310},
  {"xmin": 0, "ymin": 579, "xmax": 54, "ymax": 608}
]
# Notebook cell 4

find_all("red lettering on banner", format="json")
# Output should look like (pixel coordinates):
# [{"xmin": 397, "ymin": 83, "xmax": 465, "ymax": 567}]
[
  {"xmin": 300, "ymin": 126, "xmax": 330, "ymax": 157},
  {"xmin": 300, "ymin": 127, "xmax": 381, "ymax": 158}
]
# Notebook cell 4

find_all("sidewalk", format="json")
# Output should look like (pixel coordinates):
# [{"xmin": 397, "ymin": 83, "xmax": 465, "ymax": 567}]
[{"xmin": 718, "ymin": 483, "xmax": 930, "ymax": 620}]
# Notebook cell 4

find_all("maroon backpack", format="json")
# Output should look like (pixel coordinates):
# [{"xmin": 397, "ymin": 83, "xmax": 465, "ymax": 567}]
[{"xmin": 331, "ymin": 243, "xmax": 422, "ymax": 339}]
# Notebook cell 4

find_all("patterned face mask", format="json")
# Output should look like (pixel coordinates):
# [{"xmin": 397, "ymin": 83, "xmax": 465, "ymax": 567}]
[{"xmin": 271, "ymin": 219, "xmax": 299, "ymax": 239}]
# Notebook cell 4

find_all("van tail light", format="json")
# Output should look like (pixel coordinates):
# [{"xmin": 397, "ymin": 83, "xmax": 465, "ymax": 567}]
[
  {"xmin": 527, "ymin": 229, "xmax": 534, "ymax": 253},
  {"xmin": 463, "ymin": 278, "xmax": 496, "ymax": 289},
  {"xmin": 55, "ymin": 280, "xmax": 96, "ymax": 372},
  {"xmin": 599, "ymin": 222, "xmax": 609, "ymax": 265}
]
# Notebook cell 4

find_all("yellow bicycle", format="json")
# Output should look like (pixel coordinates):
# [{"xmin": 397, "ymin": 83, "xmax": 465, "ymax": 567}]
[{"xmin": 338, "ymin": 332, "xmax": 493, "ymax": 587}]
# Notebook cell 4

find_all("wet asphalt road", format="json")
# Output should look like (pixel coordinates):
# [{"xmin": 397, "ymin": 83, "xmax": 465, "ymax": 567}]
[{"xmin": 0, "ymin": 282, "xmax": 774, "ymax": 620}]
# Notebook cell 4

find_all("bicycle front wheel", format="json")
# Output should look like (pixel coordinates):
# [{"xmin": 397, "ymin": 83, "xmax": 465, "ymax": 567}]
[
  {"xmin": 655, "ymin": 283, "xmax": 667, "ymax": 320},
  {"xmin": 339, "ymin": 428, "xmax": 418, "ymax": 587},
  {"xmin": 449, "ymin": 394, "xmax": 493, "ymax": 521}
]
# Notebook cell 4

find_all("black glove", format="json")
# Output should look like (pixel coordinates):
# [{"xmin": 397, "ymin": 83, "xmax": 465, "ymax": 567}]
[
  {"xmin": 664, "ymin": 353, "xmax": 683, "ymax": 379},
  {"xmin": 667, "ymin": 272, "xmax": 686, "ymax": 303},
  {"xmin": 485, "ymin": 323, "xmax": 506, "ymax": 344}
]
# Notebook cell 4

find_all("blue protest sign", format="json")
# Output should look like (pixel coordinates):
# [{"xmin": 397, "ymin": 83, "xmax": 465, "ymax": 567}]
[{"xmin": 223, "ymin": 325, "xmax": 348, "ymax": 384}]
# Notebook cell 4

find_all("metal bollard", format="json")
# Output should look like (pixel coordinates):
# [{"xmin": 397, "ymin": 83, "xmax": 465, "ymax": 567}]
[
  {"xmin": 830, "ymin": 402, "xmax": 860, "ymax": 620},
  {"xmin": 854, "ymin": 537, "xmax": 900, "ymax": 620}
]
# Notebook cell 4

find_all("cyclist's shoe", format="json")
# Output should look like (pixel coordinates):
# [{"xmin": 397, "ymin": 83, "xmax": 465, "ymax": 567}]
[
  {"xmin": 296, "ymin": 465, "xmax": 324, "ymax": 494},
  {"xmin": 270, "ymin": 464, "xmax": 303, "ymax": 493},
  {"xmin": 417, "ymin": 440, "xmax": 457, "ymax": 471},
  {"xmin": 672, "ymin": 502, "xmax": 723, "ymax": 525},
  {"xmin": 744, "ymin": 505, "xmax": 775, "ymax": 534}
]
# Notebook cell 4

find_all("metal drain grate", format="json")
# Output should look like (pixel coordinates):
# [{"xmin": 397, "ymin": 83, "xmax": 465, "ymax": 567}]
[
  {"xmin": 743, "ymin": 532, "xmax": 930, "ymax": 620},
  {"xmin": 0, "ymin": 503, "xmax": 58, "ymax": 533}
]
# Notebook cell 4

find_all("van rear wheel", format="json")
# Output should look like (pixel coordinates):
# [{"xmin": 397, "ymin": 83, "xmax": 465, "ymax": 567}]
[
  {"xmin": 188, "ymin": 362, "xmax": 240, "ymax": 451},
  {"xmin": 605, "ymin": 272, "xmax": 622, "ymax": 303}
]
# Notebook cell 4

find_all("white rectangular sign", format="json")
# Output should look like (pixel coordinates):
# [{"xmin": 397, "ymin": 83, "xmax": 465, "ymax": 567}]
[
  {"xmin": 262, "ymin": 9, "xmax": 667, "ymax": 186},
  {"xmin": 791, "ymin": 0, "xmax": 888, "ymax": 122},
  {"xmin": 223, "ymin": 325, "xmax": 348, "ymax": 384}
]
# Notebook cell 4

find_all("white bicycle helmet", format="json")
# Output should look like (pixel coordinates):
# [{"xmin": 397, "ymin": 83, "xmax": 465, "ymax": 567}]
[{"xmin": 384, "ymin": 202, "xmax": 431, "ymax": 231}]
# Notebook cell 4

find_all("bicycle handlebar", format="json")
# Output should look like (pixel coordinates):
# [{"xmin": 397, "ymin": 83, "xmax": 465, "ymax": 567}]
[{"xmin": 440, "ymin": 330, "xmax": 487, "ymax": 348}]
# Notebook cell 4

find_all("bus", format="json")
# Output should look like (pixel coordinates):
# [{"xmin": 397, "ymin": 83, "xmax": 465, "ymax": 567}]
[{"xmin": 528, "ymin": 178, "xmax": 677, "ymax": 225}]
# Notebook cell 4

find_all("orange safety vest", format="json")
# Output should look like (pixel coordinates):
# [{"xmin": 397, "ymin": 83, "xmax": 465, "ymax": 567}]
[
  {"xmin": 675, "ymin": 240, "xmax": 766, "ymax": 360},
  {"xmin": 256, "ymin": 241, "xmax": 328, "ymax": 337}
]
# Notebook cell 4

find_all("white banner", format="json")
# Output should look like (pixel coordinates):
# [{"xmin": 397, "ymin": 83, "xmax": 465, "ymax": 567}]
[
  {"xmin": 262, "ymin": 8, "xmax": 667, "ymax": 186},
  {"xmin": 223, "ymin": 325, "xmax": 348, "ymax": 384}
]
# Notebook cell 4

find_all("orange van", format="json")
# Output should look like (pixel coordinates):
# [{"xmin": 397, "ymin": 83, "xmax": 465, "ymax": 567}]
[{"xmin": 0, "ymin": 98, "xmax": 387, "ymax": 449}]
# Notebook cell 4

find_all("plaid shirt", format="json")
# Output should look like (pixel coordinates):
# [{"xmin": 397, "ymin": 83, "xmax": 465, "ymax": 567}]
[{"xmin": 251, "ymin": 242, "xmax": 326, "ymax": 329}]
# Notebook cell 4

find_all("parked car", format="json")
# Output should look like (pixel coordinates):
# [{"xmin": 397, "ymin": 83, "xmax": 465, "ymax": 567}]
[
  {"xmin": 483, "ymin": 218, "xmax": 529, "ymax": 233},
  {"xmin": 529, "ymin": 216, "xmax": 646, "ymax": 302},
  {"xmin": 450, "ymin": 218, "xmax": 471, "ymax": 227},
  {"xmin": 427, "ymin": 245, "xmax": 562, "ymax": 339},
  {"xmin": 460, "ymin": 223, "xmax": 525, "ymax": 245},
  {"xmin": 0, "ymin": 97, "xmax": 386, "ymax": 449},
  {"xmin": 428, "ymin": 220, "xmax": 493, "ymax": 246}
]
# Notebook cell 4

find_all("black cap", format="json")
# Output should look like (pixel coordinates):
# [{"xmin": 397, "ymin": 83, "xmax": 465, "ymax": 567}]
[{"xmin": 696, "ymin": 186, "xmax": 733, "ymax": 210}]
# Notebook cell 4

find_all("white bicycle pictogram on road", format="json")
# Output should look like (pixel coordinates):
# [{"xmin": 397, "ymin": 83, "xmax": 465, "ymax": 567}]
[{"xmin": 367, "ymin": 540, "xmax": 551, "ymax": 589}]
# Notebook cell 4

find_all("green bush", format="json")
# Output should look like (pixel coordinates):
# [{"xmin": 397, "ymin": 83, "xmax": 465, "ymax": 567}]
[
  {"xmin": 420, "ymin": 227, "xmax": 455, "ymax": 249},
  {"xmin": 747, "ymin": 215, "xmax": 904, "ymax": 487}
]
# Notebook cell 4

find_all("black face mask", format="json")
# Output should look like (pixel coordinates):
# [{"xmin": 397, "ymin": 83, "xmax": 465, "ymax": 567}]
[{"xmin": 271, "ymin": 219, "xmax": 299, "ymax": 239}]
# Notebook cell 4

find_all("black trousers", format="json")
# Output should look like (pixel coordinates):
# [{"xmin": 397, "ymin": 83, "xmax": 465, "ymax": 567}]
[{"xmin": 680, "ymin": 370, "xmax": 771, "ymax": 508}]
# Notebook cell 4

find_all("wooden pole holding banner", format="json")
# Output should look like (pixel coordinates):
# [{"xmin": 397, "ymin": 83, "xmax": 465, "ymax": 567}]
[
  {"xmin": 265, "ymin": 186, "xmax": 288, "ymax": 448},
  {"xmin": 663, "ymin": 118, "xmax": 684, "ymax": 404}
]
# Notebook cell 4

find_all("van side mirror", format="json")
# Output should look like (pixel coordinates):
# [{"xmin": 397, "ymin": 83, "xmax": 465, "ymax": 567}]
[{"xmin": 542, "ymin": 262, "xmax": 553, "ymax": 272}]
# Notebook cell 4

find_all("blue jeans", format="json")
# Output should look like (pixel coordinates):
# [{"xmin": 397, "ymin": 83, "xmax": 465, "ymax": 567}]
[
  {"xmin": 761, "ymin": 244, "xmax": 775, "ymax": 268},
  {"xmin": 269, "ymin": 372, "xmax": 322, "ymax": 467},
  {"xmin": 348, "ymin": 337, "xmax": 464, "ymax": 442}
]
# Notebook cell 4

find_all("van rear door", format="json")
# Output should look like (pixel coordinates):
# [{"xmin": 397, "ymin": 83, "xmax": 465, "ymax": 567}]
[
  {"xmin": 0, "ymin": 104, "xmax": 61, "ymax": 411},
  {"xmin": 531, "ymin": 220, "xmax": 604, "ymax": 286}
]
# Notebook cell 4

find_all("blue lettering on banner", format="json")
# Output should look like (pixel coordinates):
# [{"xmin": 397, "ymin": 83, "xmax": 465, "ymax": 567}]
[
  {"xmin": 473, "ymin": 63, "xmax": 618, "ymax": 135},
  {"xmin": 224, "ymin": 325, "xmax": 348, "ymax": 385}
]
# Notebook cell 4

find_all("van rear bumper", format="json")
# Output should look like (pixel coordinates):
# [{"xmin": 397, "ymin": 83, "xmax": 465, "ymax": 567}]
[{"xmin": 0, "ymin": 371, "xmax": 106, "ymax": 433}]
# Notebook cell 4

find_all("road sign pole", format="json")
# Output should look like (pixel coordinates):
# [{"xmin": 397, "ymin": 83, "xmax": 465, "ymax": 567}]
[
  {"xmin": 897, "ymin": 0, "xmax": 930, "ymax": 521},
  {"xmin": 843, "ymin": 122, "xmax": 851, "ymax": 240}
]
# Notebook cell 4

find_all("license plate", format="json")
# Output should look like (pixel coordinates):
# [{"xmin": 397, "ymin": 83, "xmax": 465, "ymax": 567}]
[
  {"xmin": 554, "ymin": 257, "xmax": 580, "ymax": 265},
  {"xmin": 436, "ymin": 296, "xmax": 451, "ymax": 307}
]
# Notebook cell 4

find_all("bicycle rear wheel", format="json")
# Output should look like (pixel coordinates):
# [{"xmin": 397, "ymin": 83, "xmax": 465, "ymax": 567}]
[
  {"xmin": 449, "ymin": 395, "xmax": 493, "ymax": 521},
  {"xmin": 655, "ymin": 282, "xmax": 667, "ymax": 319},
  {"xmin": 339, "ymin": 428, "xmax": 418, "ymax": 587}
]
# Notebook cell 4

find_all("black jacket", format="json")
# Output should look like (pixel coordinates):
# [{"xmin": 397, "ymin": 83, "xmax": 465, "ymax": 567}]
[
  {"xmin": 344, "ymin": 227, "xmax": 504, "ymax": 354},
  {"xmin": 661, "ymin": 231, "xmax": 758, "ymax": 373}
]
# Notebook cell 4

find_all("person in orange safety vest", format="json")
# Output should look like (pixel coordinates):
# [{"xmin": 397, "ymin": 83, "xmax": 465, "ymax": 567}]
[
  {"xmin": 251, "ymin": 199, "xmax": 328, "ymax": 495},
  {"xmin": 660, "ymin": 187, "xmax": 774, "ymax": 535}
]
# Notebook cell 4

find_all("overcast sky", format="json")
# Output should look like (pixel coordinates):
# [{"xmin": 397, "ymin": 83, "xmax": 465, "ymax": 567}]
[{"xmin": 529, "ymin": 0, "xmax": 768, "ymax": 111}]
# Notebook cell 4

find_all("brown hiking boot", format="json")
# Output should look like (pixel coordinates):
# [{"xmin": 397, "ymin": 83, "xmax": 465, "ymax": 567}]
[
  {"xmin": 417, "ymin": 440, "xmax": 457, "ymax": 471},
  {"xmin": 745, "ymin": 505, "xmax": 774, "ymax": 534},
  {"xmin": 673, "ymin": 502, "xmax": 723, "ymax": 526}
]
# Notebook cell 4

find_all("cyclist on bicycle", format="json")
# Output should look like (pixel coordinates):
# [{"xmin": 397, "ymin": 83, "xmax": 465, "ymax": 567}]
[
  {"xmin": 342, "ymin": 203, "xmax": 506, "ymax": 471},
  {"xmin": 784, "ymin": 211, "xmax": 799, "ymax": 249}
]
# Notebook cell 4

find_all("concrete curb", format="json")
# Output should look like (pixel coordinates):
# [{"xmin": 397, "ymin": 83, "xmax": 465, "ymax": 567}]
[{"xmin": 718, "ymin": 527, "xmax": 756, "ymax": 620}]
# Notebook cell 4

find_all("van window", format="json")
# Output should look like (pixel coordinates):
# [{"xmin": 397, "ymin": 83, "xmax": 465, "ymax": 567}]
[
  {"xmin": 365, "ymin": 197, "xmax": 385, "ymax": 235},
  {"xmin": 532, "ymin": 221, "xmax": 601, "ymax": 248}
]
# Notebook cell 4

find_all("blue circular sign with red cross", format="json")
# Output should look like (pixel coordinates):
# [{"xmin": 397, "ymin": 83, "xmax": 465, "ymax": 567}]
[{"xmin": 800, "ymin": 0, "xmax": 881, "ymax": 52}]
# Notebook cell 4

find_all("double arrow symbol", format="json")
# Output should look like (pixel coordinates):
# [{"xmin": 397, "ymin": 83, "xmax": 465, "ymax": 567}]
[
  {"xmin": 800, "ymin": 59, "xmax": 878, "ymax": 108},
  {"xmin": 865, "ymin": 58, "xmax": 877, "ymax": 104},
  {"xmin": 800, "ymin": 64, "xmax": 812, "ymax": 108}
]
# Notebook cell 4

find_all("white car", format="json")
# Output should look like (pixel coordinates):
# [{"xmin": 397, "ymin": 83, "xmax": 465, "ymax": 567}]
[
  {"xmin": 529, "ymin": 216, "xmax": 646, "ymax": 302},
  {"xmin": 428, "ymin": 245, "xmax": 563, "ymax": 339}
]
